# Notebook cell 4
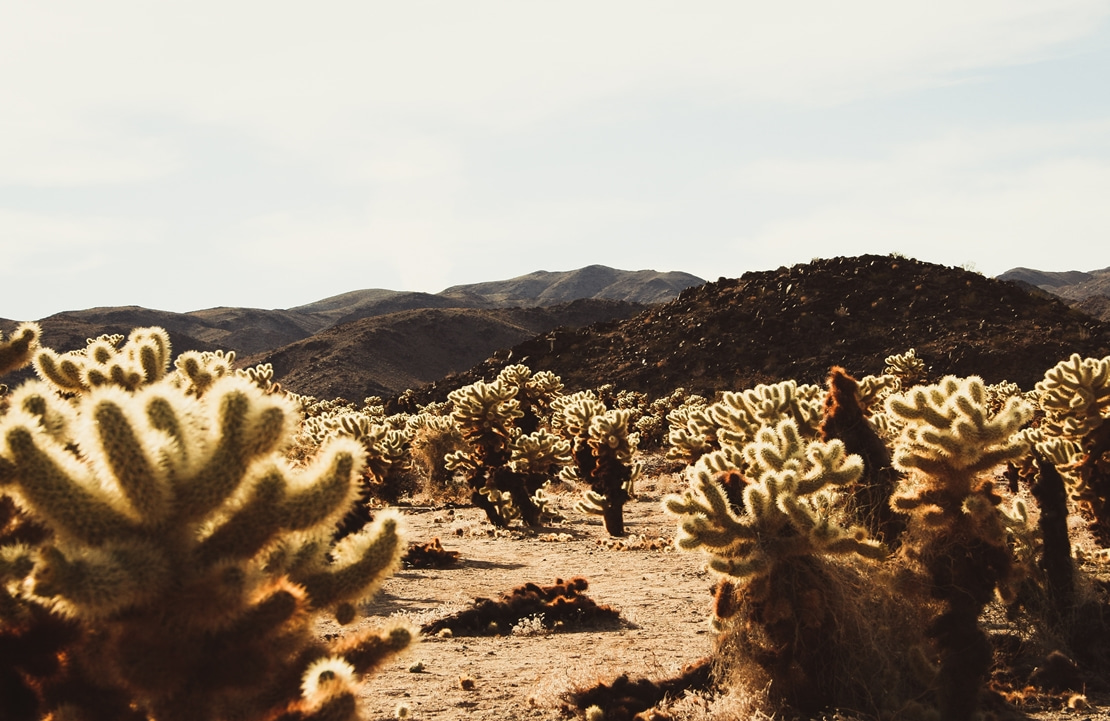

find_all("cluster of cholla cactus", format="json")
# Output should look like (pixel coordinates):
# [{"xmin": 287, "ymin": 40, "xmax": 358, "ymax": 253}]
[
  {"xmin": 660, "ymin": 356, "xmax": 1059, "ymax": 718},
  {"xmin": 555, "ymin": 392, "xmax": 642, "ymax": 536},
  {"xmin": 445, "ymin": 365, "xmax": 569, "ymax": 527},
  {"xmin": 666, "ymin": 379, "xmax": 826, "ymax": 468},
  {"xmin": 885, "ymin": 375, "xmax": 1032, "ymax": 721},
  {"xmin": 33, "ymin": 327, "xmax": 173, "ymax": 393},
  {"xmin": 0, "ymin": 328, "xmax": 411, "ymax": 721},
  {"xmin": 300, "ymin": 401, "xmax": 414, "ymax": 518}
]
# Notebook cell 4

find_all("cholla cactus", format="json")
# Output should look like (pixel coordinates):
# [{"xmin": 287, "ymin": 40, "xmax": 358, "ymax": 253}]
[
  {"xmin": 883, "ymin": 348, "xmax": 927, "ymax": 387},
  {"xmin": 173, "ymin": 349, "xmax": 236, "ymax": 396},
  {"xmin": 1033, "ymin": 354, "xmax": 1110, "ymax": 542},
  {"xmin": 819, "ymin": 367, "xmax": 904, "ymax": 545},
  {"xmin": 33, "ymin": 327, "xmax": 172, "ymax": 393},
  {"xmin": 445, "ymin": 377, "xmax": 544, "ymax": 526},
  {"xmin": 0, "ymin": 373, "xmax": 410, "ymax": 720},
  {"xmin": 711, "ymin": 380, "xmax": 825, "ymax": 454},
  {"xmin": 407, "ymin": 412, "xmax": 466, "ymax": 492},
  {"xmin": 572, "ymin": 409, "xmax": 641, "ymax": 537},
  {"xmin": 1, "ymin": 322, "xmax": 41, "ymax": 377},
  {"xmin": 665, "ymin": 418, "xmax": 884, "ymax": 711},
  {"xmin": 665, "ymin": 402, "xmax": 717, "ymax": 465},
  {"xmin": 318, "ymin": 411, "xmax": 414, "ymax": 507},
  {"xmin": 886, "ymin": 375, "xmax": 1032, "ymax": 721},
  {"xmin": 667, "ymin": 418, "xmax": 881, "ymax": 590}
]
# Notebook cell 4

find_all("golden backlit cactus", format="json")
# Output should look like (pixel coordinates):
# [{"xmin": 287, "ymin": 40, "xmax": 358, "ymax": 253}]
[
  {"xmin": 666, "ymin": 418, "xmax": 881, "ymax": 588},
  {"xmin": 0, "ymin": 372, "xmax": 410, "ymax": 720},
  {"xmin": 0, "ymin": 322, "xmax": 41, "ymax": 378},
  {"xmin": 1031, "ymin": 354, "xmax": 1110, "ymax": 542},
  {"xmin": 33, "ymin": 327, "xmax": 172, "ymax": 393},
  {"xmin": 445, "ymin": 377, "xmax": 545, "ymax": 526},
  {"xmin": 886, "ymin": 375, "xmax": 1032, "ymax": 721},
  {"xmin": 666, "ymin": 380, "xmax": 826, "ymax": 468},
  {"xmin": 664, "ymin": 402, "xmax": 717, "ymax": 465},
  {"xmin": 883, "ymin": 348, "xmax": 927, "ymax": 387},
  {"xmin": 712, "ymin": 380, "xmax": 826, "ymax": 450},
  {"xmin": 172, "ymin": 349, "xmax": 236, "ymax": 396},
  {"xmin": 571, "ymin": 408, "xmax": 641, "ymax": 536},
  {"xmin": 665, "ymin": 418, "xmax": 890, "ymax": 712}
]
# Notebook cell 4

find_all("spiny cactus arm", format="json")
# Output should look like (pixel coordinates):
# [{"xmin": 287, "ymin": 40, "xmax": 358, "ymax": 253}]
[
  {"xmin": 884, "ymin": 348, "xmax": 926, "ymax": 384},
  {"xmin": 1036, "ymin": 354, "xmax": 1110, "ymax": 438},
  {"xmin": 0, "ymin": 544, "xmax": 36, "ymax": 624},
  {"xmin": 172, "ymin": 378, "xmax": 293, "ymax": 521},
  {"xmin": 279, "ymin": 439, "xmax": 363, "ymax": 529},
  {"xmin": 1, "ymin": 420, "xmax": 136, "ymax": 546},
  {"xmin": 886, "ymin": 388, "xmax": 953, "ymax": 430},
  {"xmin": 195, "ymin": 438, "xmax": 364, "ymax": 565},
  {"xmin": 509, "ymin": 429, "xmax": 570, "ymax": 474},
  {"xmin": 797, "ymin": 439, "xmax": 864, "ymax": 495},
  {"xmin": 0, "ymin": 322, "xmax": 41, "ymax": 376},
  {"xmin": 129, "ymin": 327, "xmax": 171, "ymax": 385},
  {"xmin": 856, "ymin": 373, "xmax": 900, "ymax": 411},
  {"xmin": 335, "ymin": 624, "xmax": 414, "ymax": 676},
  {"xmin": 79, "ymin": 388, "xmax": 174, "ymax": 523},
  {"xmin": 775, "ymin": 491, "xmax": 884, "ymax": 558},
  {"xmin": 664, "ymin": 469, "xmax": 756, "ymax": 552},
  {"xmin": 576, "ymin": 489, "xmax": 609, "ymax": 514},
  {"xmin": 294, "ymin": 657, "xmax": 360, "ymax": 721},
  {"xmin": 444, "ymin": 448, "xmax": 478, "ymax": 473},
  {"xmin": 888, "ymin": 377, "xmax": 1033, "ymax": 476},
  {"xmin": 448, "ymin": 379, "xmax": 522, "ymax": 434},
  {"xmin": 6, "ymin": 380, "xmax": 76, "ymax": 444},
  {"xmin": 294, "ymin": 510, "xmax": 404, "ymax": 609},
  {"xmin": 555, "ymin": 395, "xmax": 607, "ymax": 439},
  {"xmin": 174, "ymin": 350, "xmax": 234, "ymax": 396},
  {"xmin": 525, "ymin": 370, "xmax": 564, "ymax": 400},
  {"xmin": 33, "ymin": 348, "xmax": 87, "ymax": 393},
  {"xmin": 30, "ymin": 541, "xmax": 170, "ymax": 618}
]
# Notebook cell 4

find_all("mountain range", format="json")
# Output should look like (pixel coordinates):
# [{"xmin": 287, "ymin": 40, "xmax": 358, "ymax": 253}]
[
  {"xmin": 1, "ymin": 266, "xmax": 703, "ymax": 398},
  {"xmin": 4, "ymin": 259, "xmax": 1109, "ymax": 405}
]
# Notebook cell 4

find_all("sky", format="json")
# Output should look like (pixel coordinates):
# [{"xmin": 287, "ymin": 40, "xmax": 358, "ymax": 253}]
[{"xmin": 3, "ymin": 1, "xmax": 1110, "ymax": 321}]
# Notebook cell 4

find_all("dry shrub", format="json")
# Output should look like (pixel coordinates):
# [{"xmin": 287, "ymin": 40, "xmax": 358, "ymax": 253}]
[
  {"xmin": 420, "ymin": 577, "xmax": 620, "ymax": 637},
  {"xmin": 712, "ymin": 555, "xmax": 934, "ymax": 719},
  {"xmin": 408, "ymin": 421, "xmax": 470, "ymax": 504},
  {"xmin": 564, "ymin": 657, "xmax": 714, "ymax": 721}
]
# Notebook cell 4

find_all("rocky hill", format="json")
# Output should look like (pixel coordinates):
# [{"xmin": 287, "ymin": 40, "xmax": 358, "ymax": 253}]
[{"xmin": 398, "ymin": 255, "xmax": 1110, "ymax": 408}]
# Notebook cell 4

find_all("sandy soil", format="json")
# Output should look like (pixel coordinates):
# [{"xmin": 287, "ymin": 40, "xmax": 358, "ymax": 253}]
[{"xmin": 334, "ymin": 470, "xmax": 1110, "ymax": 721}]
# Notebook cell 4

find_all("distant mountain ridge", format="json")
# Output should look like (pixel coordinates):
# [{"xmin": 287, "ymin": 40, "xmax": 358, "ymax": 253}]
[
  {"xmin": 438, "ymin": 265, "xmax": 704, "ymax": 306},
  {"xmin": 1, "ymin": 265, "xmax": 703, "ymax": 356},
  {"xmin": 998, "ymin": 266, "xmax": 1110, "ymax": 302},
  {"xmin": 1, "ymin": 265, "xmax": 703, "ymax": 397}
]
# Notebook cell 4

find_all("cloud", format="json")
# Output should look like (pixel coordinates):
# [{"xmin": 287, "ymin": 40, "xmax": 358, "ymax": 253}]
[{"xmin": 4, "ymin": 1, "xmax": 1107, "ymax": 180}]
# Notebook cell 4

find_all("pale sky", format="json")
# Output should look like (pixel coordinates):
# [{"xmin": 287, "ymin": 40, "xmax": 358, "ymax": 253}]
[{"xmin": 3, "ymin": 1, "xmax": 1109, "ymax": 321}]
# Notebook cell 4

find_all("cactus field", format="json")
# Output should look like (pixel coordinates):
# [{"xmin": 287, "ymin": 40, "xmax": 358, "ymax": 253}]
[{"xmin": 4, "ymin": 255, "xmax": 1110, "ymax": 720}]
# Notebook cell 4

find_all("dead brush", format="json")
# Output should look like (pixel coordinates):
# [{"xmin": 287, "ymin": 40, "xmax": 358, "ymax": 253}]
[{"xmin": 419, "ymin": 577, "xmax": 620, "ymax": 637}]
